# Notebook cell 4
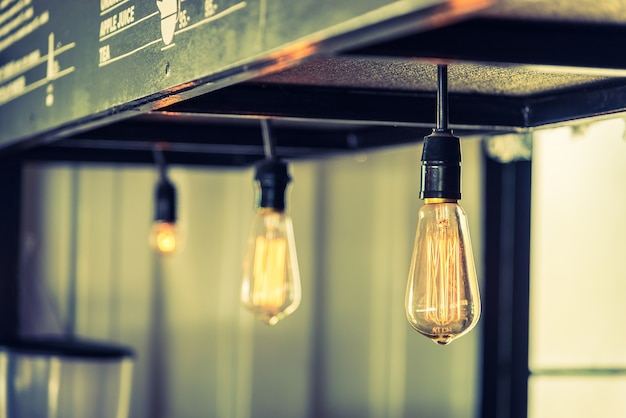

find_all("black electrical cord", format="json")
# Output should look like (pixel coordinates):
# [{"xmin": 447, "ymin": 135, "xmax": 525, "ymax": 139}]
[
  {"xmin": 437, "ymin": 64, "xmax": 448, "ymax": 131},
  {"xmin": 261, "ymin": 119, "xmax": 276, "ymax": 159}
]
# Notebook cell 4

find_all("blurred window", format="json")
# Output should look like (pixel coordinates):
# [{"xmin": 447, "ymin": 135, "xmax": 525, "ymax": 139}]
[{"xmin": 529, "ymin": 119, "xmax": 626, "ymax": 418}]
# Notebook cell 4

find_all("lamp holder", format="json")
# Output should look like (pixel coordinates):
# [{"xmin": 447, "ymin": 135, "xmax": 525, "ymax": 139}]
[
  {"xmin": 154, "ymin": 175, "xmax": 177, "ymax": 222},
  {"xmin": 152, "ymin": 144, "xmax": 177, "ymax": 222},
  {"xmin": 420, "ymin": 129, "xmax": 461, "ymax": 200},
  {"xmin": 255, "ymin": 158, "xmax": 291, "ymax": 211}
]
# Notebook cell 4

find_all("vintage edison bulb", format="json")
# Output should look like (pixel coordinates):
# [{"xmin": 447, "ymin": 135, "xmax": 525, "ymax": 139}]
[
  {"xmin": 241, "ymin": 208, "xmax": 301, "ymax": 325},
  {"xmin": 405, "ymin": 199, "xmax": 481, "ymax": 345},
  {"xmin": 149, "ymin": 221, "xmax": 180, "ymax": 255}
]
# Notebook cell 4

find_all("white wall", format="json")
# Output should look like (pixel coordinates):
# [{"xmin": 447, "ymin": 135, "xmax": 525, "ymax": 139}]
[
  {"xmin": 529, "ymin": 117, "xmax": 626, "ymax": 418},
  {"xmin": 20, "ymin": 136, "xmax": 484, "ymax": 418}
]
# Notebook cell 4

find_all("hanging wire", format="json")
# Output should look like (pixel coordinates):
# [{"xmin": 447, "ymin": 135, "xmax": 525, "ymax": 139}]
[
  {"xmin": 261, "ymin": 119, "xmax": 276, "ymax": 159},
  {"xmin": 436, "ymin": 64, "xmax": 449, "ymax": 131},
  {"xmin": 152, "ymin": 143, "xmax": 168, "ymax": 179}
]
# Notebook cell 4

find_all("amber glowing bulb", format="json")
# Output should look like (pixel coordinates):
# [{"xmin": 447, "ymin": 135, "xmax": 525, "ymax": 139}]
[
  {"xmin": 241, "ymin": 207, "xmax": 301, "ymax": 325},
  {"xmin": 149, "ymin": 174, "xmax": 182, "ymax": 255},
  {"xmin": 405, "ymin": 198, "xmax": 480, "ymax": 345},
  {"xmin": 241, "ymin": 158, "xmax": 301, "ymax": 325},
  {"xmin": 404, "ymin": 65, "xmax": 481, "ymax": 344},
  {"xmin": 150, "ymin": 221, "xmax": 179, "ymax": 254}
]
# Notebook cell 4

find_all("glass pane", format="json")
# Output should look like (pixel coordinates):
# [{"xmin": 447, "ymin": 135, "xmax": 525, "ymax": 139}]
[
  {"xmin": 529, "ymin": 375, "xmax": 626, "ymax": 418},
  {"xmin": 530, "ymin": 118, "xmax": 626, "ymax": 370}
]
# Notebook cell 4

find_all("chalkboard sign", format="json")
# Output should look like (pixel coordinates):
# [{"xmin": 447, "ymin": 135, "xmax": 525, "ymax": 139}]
[{"xmin": 0, "ymin": 0, "xmax": 472, "ymax": 150}]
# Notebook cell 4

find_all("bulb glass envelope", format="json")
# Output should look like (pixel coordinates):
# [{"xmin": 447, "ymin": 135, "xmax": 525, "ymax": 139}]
[
  {"xmin": 241, "ymin": 208, "xmax": 301, "ymax": 325},
  {"xmin": 405, "ymin": 201, "xmax": 481, "ymax": 345}
]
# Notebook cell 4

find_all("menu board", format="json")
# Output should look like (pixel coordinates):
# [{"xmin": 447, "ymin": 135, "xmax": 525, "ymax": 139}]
[{"xmin": 0, "ymin": 0, "xmax": 456, "ymax": 148}]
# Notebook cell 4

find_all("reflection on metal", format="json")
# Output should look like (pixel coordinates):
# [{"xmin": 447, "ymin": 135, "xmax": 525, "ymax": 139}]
[{"xmin": 484, "ymin": 133, "xmax": 532, "ymax": 163}]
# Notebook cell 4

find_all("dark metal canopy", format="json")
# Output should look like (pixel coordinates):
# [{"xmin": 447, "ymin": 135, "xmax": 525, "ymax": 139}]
[{"xmin": 3, "ymin": 0, "xmax": 626, "ymax": 166}]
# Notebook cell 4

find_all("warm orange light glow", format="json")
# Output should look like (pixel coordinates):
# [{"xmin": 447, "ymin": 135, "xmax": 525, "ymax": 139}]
[
  {"xmin": 427, "ymin": 0, "xmax": 496, "ymax": 32},
  {"xmin": 157, "ymin": 229, "xmax": 176, "ymax": 253},
  {"xmin": 150, "ymin": 221, "xmax": 179, "ymax": 255}
]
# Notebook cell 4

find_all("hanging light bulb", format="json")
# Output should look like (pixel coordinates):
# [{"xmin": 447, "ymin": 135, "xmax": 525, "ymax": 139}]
[
  {"xmin": 405, "ymin": 65, "xmax": 481, "ymax": 345},
  {"xmin": 149, "ymin": 147, "xmax": 182, "ymax": 255},
  {"xmin": 241, "ymin": 121, "xmax": 301, "ymax": 325}
]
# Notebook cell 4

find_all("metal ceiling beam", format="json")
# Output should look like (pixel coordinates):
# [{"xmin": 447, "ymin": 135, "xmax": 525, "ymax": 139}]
[
  {"xmin": 20, "ymin": 123, "xmax": 438, "ymax": 166},
  {"xmin": 161, "ymin": 83, "xmax": 528, "ymax": 129},
  {"xmin": 348, "ymin": 17, "xmax": 626, "ymax": 73},
  {"xmin": 25, "ymin": 75, "xmax": 626, "ymax": 166},
  {"xmin": 19, "ymin": 82, "xmax": 525, "ymax": 166},
  {"xmin": 525, "ymin": 80, "xmax": 626, "ymax": 126},
  {"xmin": 157, "ymin": 76, "xmax": 626, "ymax": 132}
]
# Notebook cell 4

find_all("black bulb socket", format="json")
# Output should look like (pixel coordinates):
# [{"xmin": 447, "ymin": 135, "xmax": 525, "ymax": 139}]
[
  {"xmin": 420, "ymin": 129, "xmax": 462, "ymax": 200},
  {"xmin": 255, "ymin": 158, "xmax": 291, "ymax": 211},
  {"xmin": 154, "ymin": 177, "xmax": 177, "ymax": 222}
]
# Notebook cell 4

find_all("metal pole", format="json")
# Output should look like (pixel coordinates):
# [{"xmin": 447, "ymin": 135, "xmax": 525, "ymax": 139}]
[
  {"xmin": 437, "ymin": 64, "xmax": 449, "ymax": 131},
  {"xmin": 261, "ymin": 119, "xmax": 276, "ymax": 159}
]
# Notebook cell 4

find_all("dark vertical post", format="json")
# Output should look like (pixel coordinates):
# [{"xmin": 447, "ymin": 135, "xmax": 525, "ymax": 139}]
[
  {"xmin": 0, "ymin": 160, "xmax": 23, "ymax": 341},
  {"xmin": 480, "ymin": 152, "xmax": 531, "ymax": 418}
]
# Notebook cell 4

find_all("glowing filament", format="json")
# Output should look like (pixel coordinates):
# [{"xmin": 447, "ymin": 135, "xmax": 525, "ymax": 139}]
[{"xmin": 252, "ymin": 236, "xmax": 287, "ymax": 312}]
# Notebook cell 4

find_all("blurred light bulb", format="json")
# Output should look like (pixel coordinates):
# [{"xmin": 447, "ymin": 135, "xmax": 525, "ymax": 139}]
[
  {"xmin": 149, "ymin": 221, "xmax": 180, "ymax": 255},
  {"xmin": 150, "ymin": 171, "xmax": 182, "ymax": 256},
  {"xmin": 405, "ymin": 199, "xmax": 481, "ymax": 345},
  {"xmin": 241, "ymin": 207, "xmax": 301, "ymax": 326}
]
